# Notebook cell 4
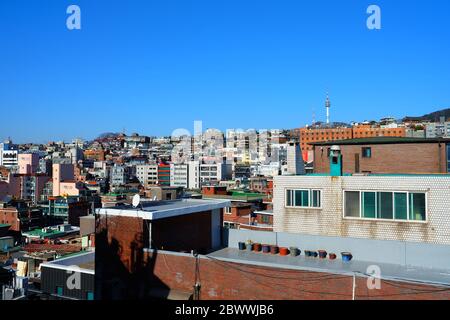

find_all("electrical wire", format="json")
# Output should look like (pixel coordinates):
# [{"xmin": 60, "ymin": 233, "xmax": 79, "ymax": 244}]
[
  {"xmin": 204, "ymin": 255, "xmax": 353, "ymax": 298},
  {"xmin": 206, "ymin": 254, "xmax": 352, "ymax": 282}
]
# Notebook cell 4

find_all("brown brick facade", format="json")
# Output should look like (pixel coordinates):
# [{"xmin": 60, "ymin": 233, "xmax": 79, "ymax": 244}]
[
  {"xmin": 314, "ymin": 142, "xmax": 448, "ymax": 174},
  {"xmin": 144, "ymin": 251, "xmax": 450, "ymax": 300}
]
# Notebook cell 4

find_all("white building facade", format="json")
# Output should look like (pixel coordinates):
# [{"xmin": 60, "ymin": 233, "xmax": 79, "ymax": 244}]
[
  {"xmin": 170, "ymin": 163, "xmax": 189, "ymax": 188},
  {"xmin": 136, "ymin": 164, "xmax": 158, "ymax": 187},
  {"xmin": 273, "ymin": 175, "xmax": 450, "ymax": 245}
]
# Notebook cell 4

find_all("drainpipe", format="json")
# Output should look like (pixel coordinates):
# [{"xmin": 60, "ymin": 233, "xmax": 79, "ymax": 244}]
[{"xmin": 352, "ymin": 273, "xmax": 356, "ymax": 300}]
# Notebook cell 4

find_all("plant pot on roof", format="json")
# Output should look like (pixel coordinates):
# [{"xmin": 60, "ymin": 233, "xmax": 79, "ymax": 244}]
[
  {"xmin": 238, "ymin": 242, "xmax": 246, "ymax": 251},
  {"xmin": 246, "ymin": 240, "xmax": 253, "ymax": 252},
  {"xmin": 304, "ymin": 250, "xmax": 312, "ymax": 257},
  {"xmin": 253, "ymin": 243, "xmax": 262, "ymax": 252},
  {"xmin": 270, "ymin": 245, "xmax": 279, "ymax": 255},
  {"xmin": 328, "ymin": 253, "xmax": 337, "ymax": 260},
  {"xmin": 318, "ymin": 250, "xmax": 327, "ymax": 259},
  {"xmin": 341, "ymin": 252, "xmax": 353, "ymax": 262},
  {"xmin": 279, "ymin": 247, "xmax": 290, "ymax": 256},
  {"xmin": 262, "ymin": 244, "xmax": 271, "ymax": 254},
  {"xmin": 311, "ymin": 251, "xmax": 318, "ymax": 258},
  {"xmin": 289, "ymin": 247, "xmax": 300, "ymax": 257}
]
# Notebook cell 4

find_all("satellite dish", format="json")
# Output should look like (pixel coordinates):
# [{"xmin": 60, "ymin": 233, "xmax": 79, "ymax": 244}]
[{"xmin": 132, "ymin": 194, "xmax": 141, "ymax": 208}]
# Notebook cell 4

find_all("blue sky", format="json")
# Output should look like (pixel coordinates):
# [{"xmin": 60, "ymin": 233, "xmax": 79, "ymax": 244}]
[{"xmin": 1, "ymin": 0, "xmax": 450, "ymax": 143}]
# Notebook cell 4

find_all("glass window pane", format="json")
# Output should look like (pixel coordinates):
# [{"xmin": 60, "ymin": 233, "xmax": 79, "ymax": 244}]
[
  {"xmin": 409, "ymin": 193, "xmax": 426, "ymax": 221},
  {"xmin": 377, "ymin": 192, "xmax": 393, "ymax": 219},
  {"xmin": 312, "ymin": 190, "xmax": 321, "ymax": 207},
  {"xmin": 286, "ymin": 190, "xmax": 292, "ymax": 206},
  {"xmin": 362, "ymin": 192, "xmax": 376, "ymax": 218},
  {"xmin": 294, "ymin": 190, "xmax": 303, "ymax": 206},
  {"xmin": 345, "ymin": 191, "xmax": 360, "ymax": 217},
  {"xmin": 301, "ymin": 190, "xmax": 309, "ymax": 207},
  {"xmin": 394, "ymin": 193, "xmax": 407, "ymax": 220}
]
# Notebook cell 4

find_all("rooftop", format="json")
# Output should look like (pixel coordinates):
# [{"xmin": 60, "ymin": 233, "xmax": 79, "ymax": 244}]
[
  {"xmin": 40, "ymin": 251, "xmax": 94, "ymax": 274},
  {"xmin": 311, "ymin": 137, "xmax": 449, "ymax": 146},
  {"xmin": 97, "ymin": 198, "xmax": 230, "ymax": 220},
  {"xmin": 203, "ymin": 192, "xmax": 268, "ymax": 202},
  {"xmin": 208, "ymin": 248, "xmax": 450, "ymax": 287}
]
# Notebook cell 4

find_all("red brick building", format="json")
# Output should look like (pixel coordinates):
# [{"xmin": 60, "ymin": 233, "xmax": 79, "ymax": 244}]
[{"xmin": 95, "ymin": 198, "xmax": 229, "ymax": 299}]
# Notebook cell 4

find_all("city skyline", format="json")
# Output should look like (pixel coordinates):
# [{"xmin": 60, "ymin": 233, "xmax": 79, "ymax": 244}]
[{"xmin": 1, "ymin": 0, "xmax": 450, "ymax": 143}]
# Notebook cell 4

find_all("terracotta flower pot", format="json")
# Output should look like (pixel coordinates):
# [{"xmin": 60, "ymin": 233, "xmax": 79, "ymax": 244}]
[
  {"xmin": 279, "ymin": 247, "xmax": 290, "ymax": 256},
  {"xmin": 253, "ymin": 243, "xmax": 262, "ymax": 252},
  {"xmin": 270, "ymin": 245, "xmax": 279, "ymax": 255}
]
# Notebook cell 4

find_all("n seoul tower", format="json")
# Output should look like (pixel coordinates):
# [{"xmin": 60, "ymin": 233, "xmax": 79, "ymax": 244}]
[{"xmin": 325, "ymin": 93, "xmax": 331, "ymax": 125}]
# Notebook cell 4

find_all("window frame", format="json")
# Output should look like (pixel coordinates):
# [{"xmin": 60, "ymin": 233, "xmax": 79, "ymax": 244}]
[
  {"xmin": 285, "ymin": 188, "xmax": 322, "ymax": 209},
  {"xmin": 342, "ymin": 189, "xmax": 428, "ymax": 223},
  {"xmin": 362, "ymin": 147, "xmax": 372, "ymax": 158}
]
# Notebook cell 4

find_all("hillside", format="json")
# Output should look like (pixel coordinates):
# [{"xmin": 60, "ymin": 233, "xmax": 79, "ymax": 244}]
[{"xmin": 405, "ymin": 108, "xmax": 450, "ymax": 122}]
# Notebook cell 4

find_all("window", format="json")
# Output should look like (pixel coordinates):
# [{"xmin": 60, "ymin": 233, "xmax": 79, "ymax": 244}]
[
  {"xmin": 344, "ymin": 191, "xmax": 426, "ymax": 222},
  {"xmin": 86, "ymin": 291, "xmax": 94, "ymax": 300},
  {"xmin": 312, "ymin": 190, "xmax": 321, "ymax": 208},
  {"xmin": 361, "ymin": 192, "xmax": 376, "ymax": 218},
  {"xmin": 394, "ymin": 192, "xmax": 407, "ymax": 220},
  {"xmin": 377, "ymin": 192, "xmax": 393, "ymax": 219},
  {"xmin": 223, "ymin": 222, "xmax": 238, "ymax": 229},
  {"xmin": 409, "ymin": 193, "xmax": 426, "ymax": 221},
  {"xmin": 286, "ymin": 189, "xmax": 321, "ymax": 208},
  {"xmin": 224, "ymin": 207, "xmax": 232, "ymax": 215},
  {"xmin": 345, "ymin": 191, "xmax": 360, "ymax": 217},
  {"xmin": 362, "ymin": 147, "xmax": 372, "ymax": 158},
  {"xmin": 56, "ymin": 286, "xmax": 63, "ymax": 296}
]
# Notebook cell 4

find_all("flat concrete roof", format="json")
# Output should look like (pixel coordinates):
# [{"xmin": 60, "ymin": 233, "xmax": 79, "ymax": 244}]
[
  {"xmin": 208, "ymin": 248, "xmax": 450, "ymax": 287},
  {"xmin": 40, "ymin": 251, "xmax": 95, "ymax": 275},
  {"xmin": 96, "ymin": 198, "xmax": 230, "ymax": 220}
]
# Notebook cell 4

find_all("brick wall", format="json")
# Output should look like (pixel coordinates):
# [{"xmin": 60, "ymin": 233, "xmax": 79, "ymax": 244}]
[
  {"xmin": 0, "ymin": 208, "xmax": 20, "ymax": 231},
  {"xmin": 314, "ymin": 142, "xmax": 447, "ymax": 174},
  {"xmin": 151, "ymin": 211, "xmax": 213, "ymax": 253},
  {"xmin": 144, "ymin": 251, "xmax": 450, "ymax": 300}
]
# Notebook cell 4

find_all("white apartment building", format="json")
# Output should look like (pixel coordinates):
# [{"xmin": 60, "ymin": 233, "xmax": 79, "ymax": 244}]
[
  {"xmin": 187, "ymin": 161, "xmax": 232, "ymax": 188},
  {"xmin": 188, "ymin": 161, "xmax": 201, "ymax": 190},
  {"xmin": 0, "ymin": 139, "xmax": 18, "ymax": 168},
  {"xmin": 0, "ymin": 150, "xmax": 18, "ymax": 168},
  {"xmin": 199, "ymin": 162, "xmax": 232, "ymax": 187},
  {"xmin": 170, "ymin": 163, "xmax": 189, "ymax": 188},
  {"xmin": 136, "ymin": 164, "xmax": 158, "ymax": 187}
]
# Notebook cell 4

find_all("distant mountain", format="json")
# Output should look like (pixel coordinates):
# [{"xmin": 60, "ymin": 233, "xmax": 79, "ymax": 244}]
[{"xmin": 404, "ymin": 108, "xmax": 450, "ymax": 122}]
